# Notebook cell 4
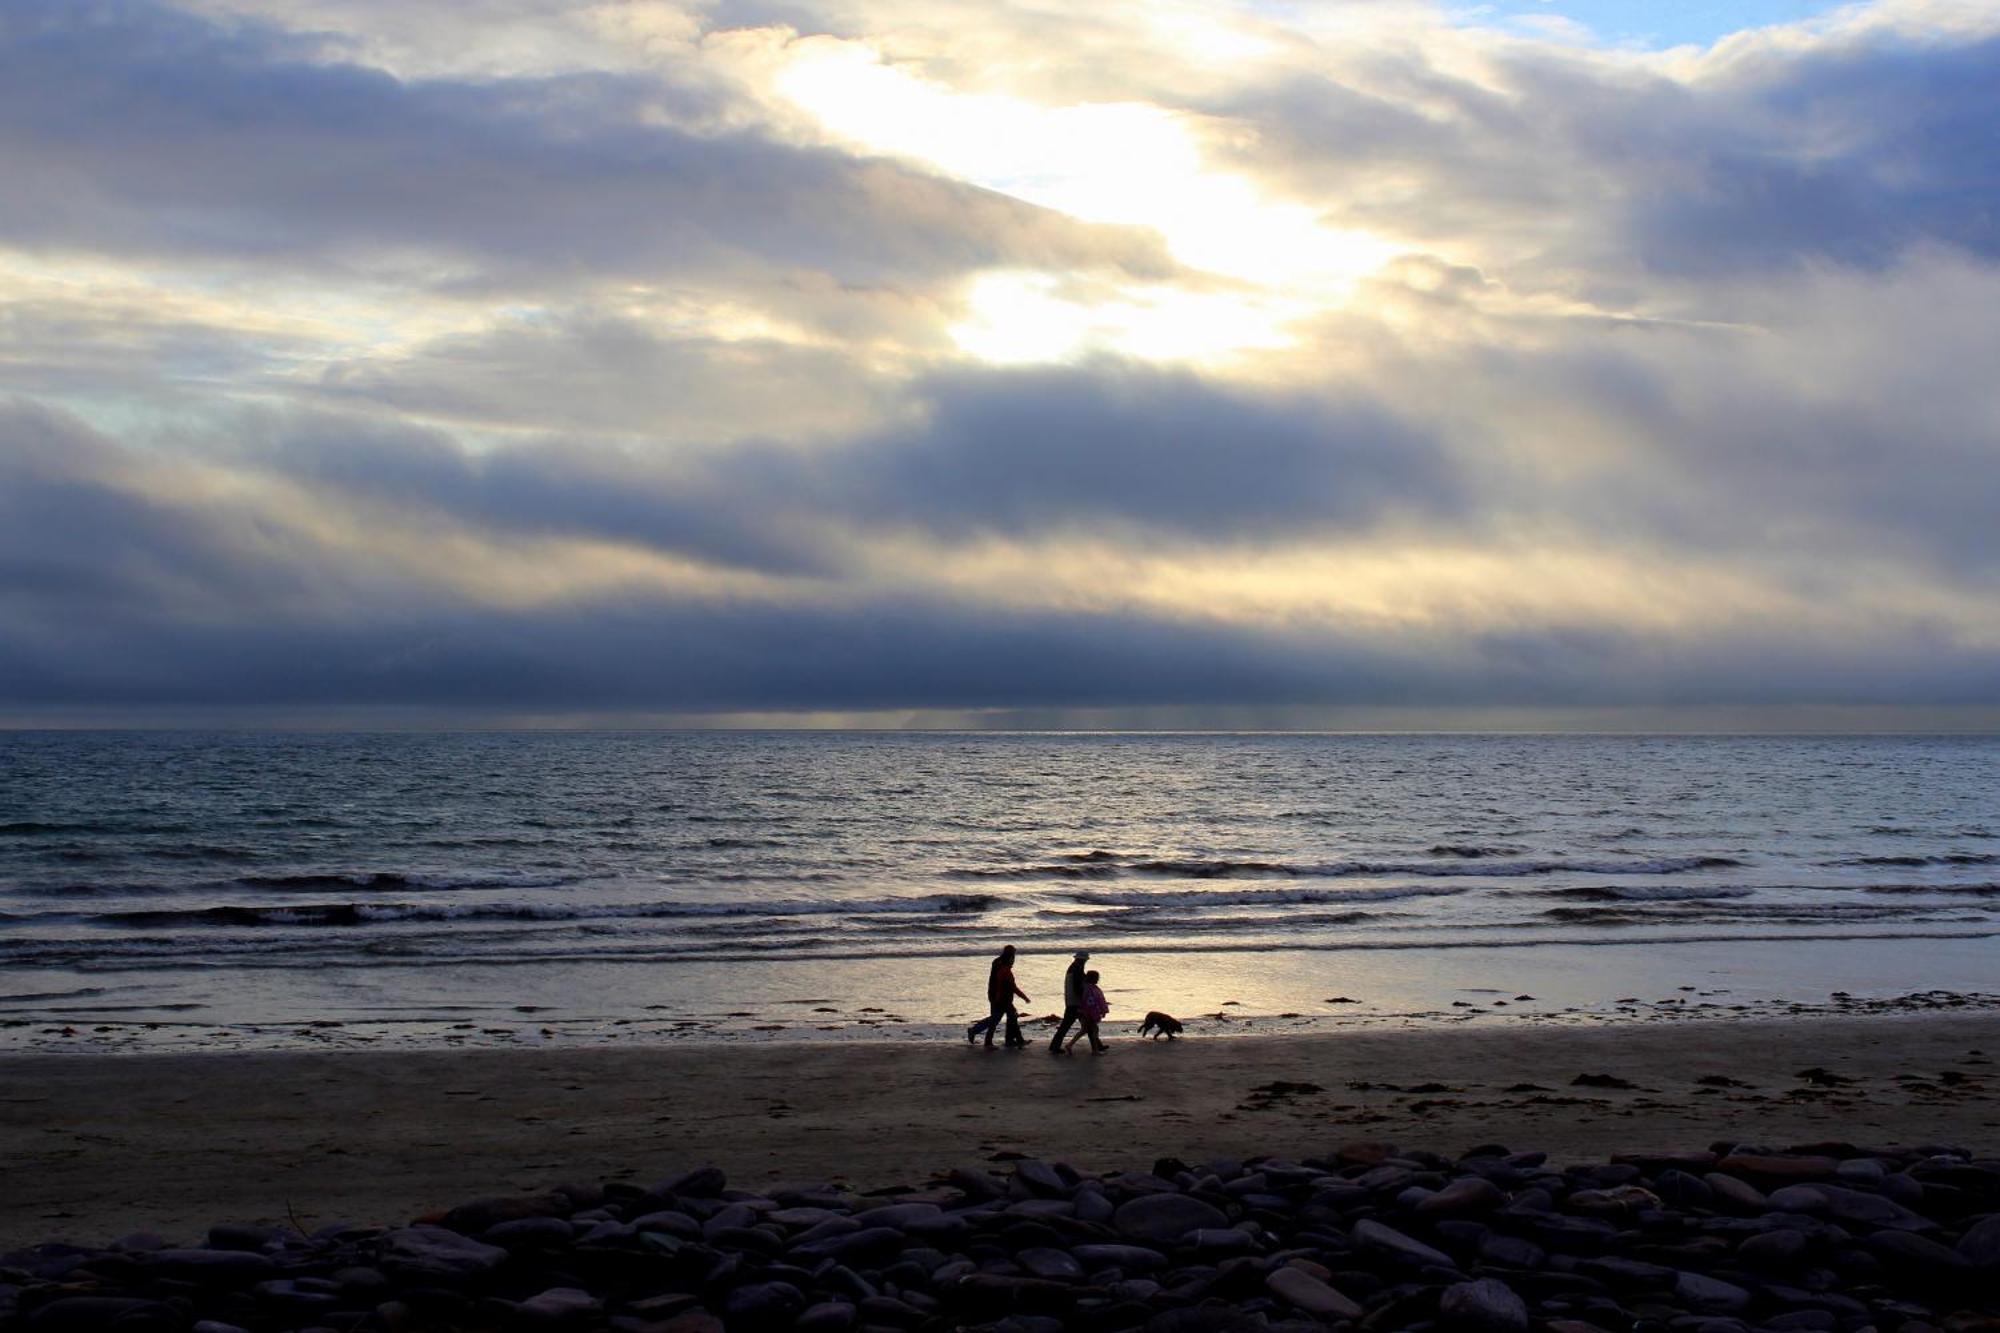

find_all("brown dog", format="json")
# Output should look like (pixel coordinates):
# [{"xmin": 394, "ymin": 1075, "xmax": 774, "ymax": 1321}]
[{"xmin": 1137, "ymin": 1010, "xmax": 1183, "ymax": 1039}]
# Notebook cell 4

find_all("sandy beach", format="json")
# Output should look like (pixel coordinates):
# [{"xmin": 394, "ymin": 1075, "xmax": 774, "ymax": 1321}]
[{"xmin": 6, "ymin": 1011, "xmax": 1999, "ymax": 1253}]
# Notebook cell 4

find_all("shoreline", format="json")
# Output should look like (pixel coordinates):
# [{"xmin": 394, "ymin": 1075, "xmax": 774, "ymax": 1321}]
[{"xmin": 6, "ymin": 1009, "xmax": 2000, "ymax": 1254}]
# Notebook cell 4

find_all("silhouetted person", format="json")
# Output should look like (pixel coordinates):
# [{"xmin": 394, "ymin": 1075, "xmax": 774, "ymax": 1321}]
[
  {"xmin": 1049, "ymin": 950, "xmax": 1091, "ymax": 1053},
  {"xmin": 1063, "ymin": 968, "xmax": 1110, "ymax": 1054},
  {"xmin": 967, "ymin": 944, "xmax": 1029, "ymax": 1049}
]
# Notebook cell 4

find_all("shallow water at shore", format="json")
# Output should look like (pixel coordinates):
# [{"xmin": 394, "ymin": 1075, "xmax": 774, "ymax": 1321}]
[{"xmin": 4, "ymin": 731, "xmax": 1997, "ymax": 1048}]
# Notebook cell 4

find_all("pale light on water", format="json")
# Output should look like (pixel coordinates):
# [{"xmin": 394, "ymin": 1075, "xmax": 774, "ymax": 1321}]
[{"xmin": 2, "ymin": 732, "xmax": 1996, "ymax": 1049}]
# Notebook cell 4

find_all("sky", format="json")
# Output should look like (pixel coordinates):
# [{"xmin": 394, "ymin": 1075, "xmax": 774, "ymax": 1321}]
[{"xmin": 2, "ymin": 0, "xmax": 1998, "ymax": 729}]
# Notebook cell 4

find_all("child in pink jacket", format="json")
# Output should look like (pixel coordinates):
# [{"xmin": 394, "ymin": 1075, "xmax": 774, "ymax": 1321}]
[{"xmin": 1064, "ymin": 969, "xmax": 1110, "ymax": 1053}]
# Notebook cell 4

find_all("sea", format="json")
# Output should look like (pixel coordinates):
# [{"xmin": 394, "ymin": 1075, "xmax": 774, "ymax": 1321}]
[{"xmin": 2, "ymin": 731, "xmax": 1997, "ymax": 1051}]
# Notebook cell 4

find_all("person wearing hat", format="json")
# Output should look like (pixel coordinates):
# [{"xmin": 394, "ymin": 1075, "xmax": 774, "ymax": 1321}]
[{"xmin": 1049, "ymin": 949, "xmax": 1103, "ymax": 1054}]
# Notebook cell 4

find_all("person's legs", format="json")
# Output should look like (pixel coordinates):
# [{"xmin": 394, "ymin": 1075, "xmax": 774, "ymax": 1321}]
[
  {"xmin": 1049, "ymin": 1007, "xmax": 1078, "ymax": 1052},
  {"xmin": 978, "ymin": 1000, "xmax": 1008, "ymax": 1048},
  {"xmin": 1002, "ymin": 1005, "xmax": 1023, "ymax": 1047},
  {"xmin": 1082, "ymin": 1015, "xmax": 1105, "ymax": 1052},
  {"xmin": 968, "ymin": 1012, "xmax": 997, "ymax": 1044}
]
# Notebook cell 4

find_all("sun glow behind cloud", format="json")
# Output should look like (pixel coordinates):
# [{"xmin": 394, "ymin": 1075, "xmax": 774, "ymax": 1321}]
[
  {"xmin": 6, "ymin": 0, "xmax": 2000, "ymax": 724},
  {"xmin": 770, "ymin": 37, "xmax": 1402, "ymax": 364}
]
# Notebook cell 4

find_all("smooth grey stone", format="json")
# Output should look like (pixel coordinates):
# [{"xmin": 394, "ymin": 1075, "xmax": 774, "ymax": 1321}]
[
  {"xmin": 1736, "ymin": 1228, "xmax": 1809, "ymax": 1270},
  {"xmin": 665, "ymin": 1166, "xmax": 726, "ymax": 1197},
  {"xmin": 1014, "ymin": 1160, "xmax": 1069, "ymax": 1197},
  {"xmin": 795, "ymin": 1301, "xmax": 856, "ymax": 1332},
  {"xmin": 1766, "ymin": 1184, "xmax": 1933, "ymax": 1231},
  {"xmin": 1189, "ymin": 1227, "xmax": 1259, "ymax": 1255},
  {"xmin": 1702, "ymin": 1174, "xmax": 1769, "ymax": 1213},
  {"xmin": 1352, "ymin": 1218, "xmax": 1455, "ymax": 1269},
  {"xmin": 1655, "ymin": 1171, "xmax": 1714, "ymax": 1210},
  {"xmin": 790, "ymin": 1215, "xmax": 862, "ymax": 1245},
  {"xmin": 701, "ymin": 1202, "xmax": 757, "ymax": 1235},
  {"xmin": 1834, "ymin": 1158, "xmax": 1886, "ymax": 1184},
  {"xmin": 1956, "ymin": 1213, "xmax": 2000, "ymax": 1266},
  {"xmin": 1017, "ymin": 1247, "xmax": 1083, "ymax": 1280},
  {"xmin": 439, "ymin": 1193, "xmax": 569, "ymax": 1234},
  {"xmin": 1420, "ymin": 1177, "xmax": 1506, "ymax": 1215},
  {"xmin": 206, "ymin": 1223, "xmax": 282, "ymax": 1252},
  {"xmin": 1869, "ymin": 1230, "xmax": 1972, "ymax": 1274},
  {"xmin": 1005, "ymin": 1199, "xmax": 1075, "ymax": 1218},
  {"xmin": 1073, "ymin": 1243, "xmax": 1169, "ymax": 1271},
  {"xmin": 722, "ymin": 1281, "xmax": 804, "ymax": 1328},
  {"xmin": 1479, "ymin": 1234, "xmax": 1547, "ymax": 1269},
  {"xmin": 1267, "ymin": 1266, "xmax": 1364, "ymax": 1318},
  {"xmin": 485, "ymin": 1216, "xmax": 573, "ymax": 1248},
  {"xmin": 1074, "ymin": 1190, "xmax": 1114, "ymax": 1225},
  {"xmin": 791, "ymin": 1226, "xmax": 905, "ymax": 1263},
  {"xmin": 1113, "ymin": 1194, "xmax": 1228, "ymax": 1243},
  {"xmin": 27, "ymin": 1298, "xmax": 182, "ymax": 1331},
  {"xmin": 855, "ymin": 1202, "xmax": 944, "ymax": 1229},
  {"xmin": 1142, "ymin": 1308, "xmax": 1265, "ymax": 1333},
  {"xmin": 143, "ymin": 1249, "xmax": 277, "ymax": 1283},
  {"xmin": 381, "ymin": 1226, "xmax": 508, "ymax": 1279},
  {"xmin": 631, "ymin": 1209, "xmax": 702, "ymax": 1239},
  {"xmin": 518, "ymin": 1287, "xmax": 600, "ymax": 1320},
  {"xmin": 1440, "ymin": 1277, "xmax": 1530, "ymax": 1333},
  {"xmin": 767, "ymin": 1207, "xmax": 841, "ymax": 1228},
  {"xmin": 1673, "ymin": 1272, "xmax": 1751, "ymax": 1313}
]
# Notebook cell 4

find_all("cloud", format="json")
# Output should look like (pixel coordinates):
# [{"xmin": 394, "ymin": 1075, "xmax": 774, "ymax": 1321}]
[
  {"xmin": 2, "ymin": 0, "xmax": 1999, "ymax": 722},
  {"xmin": 0, "ymin": 0, "xmax": 1169, "ymax": 295}
]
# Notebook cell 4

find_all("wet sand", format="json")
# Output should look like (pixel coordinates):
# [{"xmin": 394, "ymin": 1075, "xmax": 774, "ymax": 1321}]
[{"xmin": 5, "ymin": 1011, "xmax": 2000, "ymax": 1252}]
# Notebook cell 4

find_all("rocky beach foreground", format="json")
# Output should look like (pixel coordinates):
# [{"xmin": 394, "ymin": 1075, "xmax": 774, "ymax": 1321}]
[
  {"xmin": 5, "ymin": 1012, "xmax": 2000, "ymax": 1330},
  {"xmin": 7, "ymin": 1137, "xmax": 2000, "ymax": 1333}
]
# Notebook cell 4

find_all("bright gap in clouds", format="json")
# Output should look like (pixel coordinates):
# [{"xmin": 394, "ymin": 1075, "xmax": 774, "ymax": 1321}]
[{"xmin": 771, "ymin": 39, "xmax": 1401, "ymax": 365}]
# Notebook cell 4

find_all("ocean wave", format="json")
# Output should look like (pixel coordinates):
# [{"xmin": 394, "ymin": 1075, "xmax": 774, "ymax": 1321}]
[
  {"xmin": 62, "ymin": 892, "xmax": 1003, "ymax": 930},
  {"xmin": 1540, "ymin": 902, "xmax": 1983, "ymax": 925},
  {"xmin": 1057, "ymin": 885, "xmax": 1467, "ymax": 910},
  {"xmin": 1520, "ymin": 885, "xmax": 1758, "ymax": 902},
  {"xmin": 1085, "ymin": 909, "xmax": 1393, "ymax": 933},
  {"xmin": 237, "ymin": 870, "xmax": 583, "ymax": 892},
  {"xmin": 958, "ymin": 853, "xmax": 1743, "ymax": 881},
  {"xmin": 947, "ymin": 862, "xmax": 1122, "ymax": 879},
  {"xmin": 0, "ymin": 821, "xmax": 104, "ymax": 836},
  {"xmin": 1427, "ymin": 844, "xmax": 1527, "ymax": 858},
  {"xmin": 1830, "ymin": 853, "xmax": 2000, "ymax": 868},
  {"xmin": 948, "ymin": 852, "xmax": 1736, "ymax": 880},
  {"xmin": 1861, "ymin": 882, "xmax": 2000, "ymax": 896}
]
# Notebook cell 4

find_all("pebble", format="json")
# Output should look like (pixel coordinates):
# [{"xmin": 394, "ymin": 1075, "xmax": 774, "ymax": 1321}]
[
  {"xmin": 7, "ymin": 1139, "xmax": 2000, "ymax": 1333},
  {"xmin": 1441, "ymin": 1277, "xmax": 1531, "ymax": 1333},
  {"xmin": 1266, "ymin": 1265, "xmax": 1364, "ymax": 1318},
  {"xmin": 1111, "ymin": 1194, "xmax": 1228, "ymax": 1243}
]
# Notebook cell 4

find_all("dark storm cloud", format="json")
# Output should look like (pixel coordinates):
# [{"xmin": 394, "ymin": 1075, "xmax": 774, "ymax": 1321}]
[
  {"xmin": 1216, "ymin": 26, "xmax": 2000, "ymax": 279},
  {"xmin": 1610, "ymin": 34, "xmax": 2000, "ymax": 275},
  {"xmin": 250, "ymin": 360, "xmax": 1464, "ymax": 562},
  {"xmin": 816, "ymin": 364, "xmax": 1460, "ymax": 540},
  {"xmin": 0, "ymin": 0, "xmax": 1168, "ymax": 290}
]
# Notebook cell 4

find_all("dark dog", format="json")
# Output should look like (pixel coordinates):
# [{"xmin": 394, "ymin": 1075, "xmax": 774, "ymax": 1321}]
[{"xmin": 1138, "ymin": 1010, "xmax": 1184, "ymax": 1039}]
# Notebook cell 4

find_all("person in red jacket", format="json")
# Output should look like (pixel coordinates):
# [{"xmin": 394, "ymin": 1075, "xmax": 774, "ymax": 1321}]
[{"xmin": 966, "ymin": 944, "xmax": 1030, "ymax": 1049}]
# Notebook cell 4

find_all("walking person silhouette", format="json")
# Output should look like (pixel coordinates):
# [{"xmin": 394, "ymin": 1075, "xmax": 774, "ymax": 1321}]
[
  {"xmin": 1049, "ymin": 950, "xmax": 1095, "ymax": 1054},
  {"xmin": 966, "ymin": 944, "xmax": 1029, "ymax": 1049}
]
